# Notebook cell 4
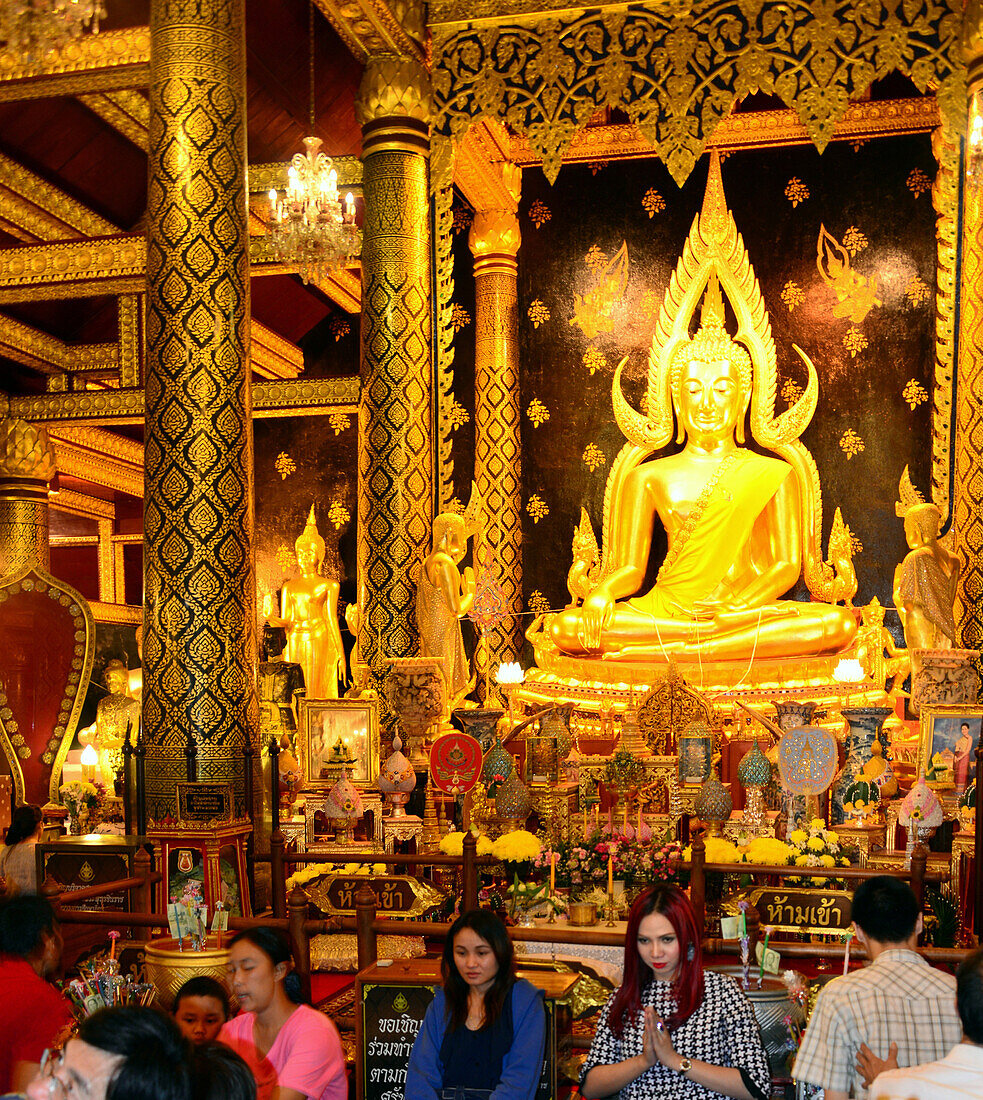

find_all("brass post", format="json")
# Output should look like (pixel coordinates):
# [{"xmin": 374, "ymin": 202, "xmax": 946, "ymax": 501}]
[
  {"xmin": 143, "ymin": 0, "xmax": 256, "ymax": 822},
  {"xmin": 355, "ymin": 881, "xmax": 379, "ymax": 971},
  {"xmin": 355, "ymin": 56, "xmax": 434, "ymax": 672},
  {"xmin": 691, "ymin": 834, "xmax": 706, "ymax": 938},
  {"xmin": 287, "ymin": 884, "xmax": 311, "ymax": 1004},
  {"xmin": 468, "ymin": 202, "xmax": 523, "ymax": 704}
]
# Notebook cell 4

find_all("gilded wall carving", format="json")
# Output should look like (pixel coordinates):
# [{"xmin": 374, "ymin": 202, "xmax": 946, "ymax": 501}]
[{"xmin": 431, "ymin": 0, "xmax": 964, "ymax": 187}]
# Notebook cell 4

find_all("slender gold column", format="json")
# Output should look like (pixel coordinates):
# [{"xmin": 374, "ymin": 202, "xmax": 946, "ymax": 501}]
[
  {"xmin": 144, "ymin": 0, "xmax": 255, "ymax": 820},
  {"xmin": 0, "ymin": 398, "xmax": 56, "ymax": 577},
  {"xmin": 469, "ymin": 208, "xmax": 522, "ymax": 701},
  {"xmin": 956, "ymin": 11, "xmax": 983, "ymax": 648},
  {"xmin": 355, "ymin": 56, "xmax": 434, "ymax": 669}
]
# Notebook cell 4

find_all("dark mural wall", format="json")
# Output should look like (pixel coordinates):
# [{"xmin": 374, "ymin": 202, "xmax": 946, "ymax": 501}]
[
  {"xmin": 253, "ymin": 414, "xmax": 358, "ymax": 643},
  {"xmin": 516, "ymin": 134, "xmax": 938, "ymax": 637}
]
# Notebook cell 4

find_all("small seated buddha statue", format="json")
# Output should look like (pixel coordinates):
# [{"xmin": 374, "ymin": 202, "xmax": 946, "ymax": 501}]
[{"xmin": 549, "ymin": 155, "xmax": 857, "ymax": 664}]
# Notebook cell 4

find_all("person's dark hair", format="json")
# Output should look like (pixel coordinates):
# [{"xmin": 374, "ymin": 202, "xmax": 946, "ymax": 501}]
[
  {"xmin": 79, "ymin": 1006, "xmax": 191, "ymax": 1100},
  {"xmin": 850, "ymin": 876, "xmax": 920, "ymax": 943},
  {"xmin": 192, "ymin": 1042, "xmax": 256, "ymax": 1100},
  {"xmin": 5, "ymin": 804, "xmax": 41, "ymax": 847},
  {"xmin": 173, "ymin": 976, "xmax": 231, "ymax": 1020},
  {"xmin": 608, "ymin": 884, "xmax": 704, "ymax": 1037},
  {"xmin": 957, "ymin": 946, "xmax": 983, "ymax": 1044},
  {"xmin": 228, "ymin": 927, "xmax": 304, "ymax": 1003},
  {"xmin": 0, "ymin": 893, "xmax": 57, "ymax": 956},
  {"xmin": 441, "ymin": 909, "xmax": 515, "ymax": 1033}
]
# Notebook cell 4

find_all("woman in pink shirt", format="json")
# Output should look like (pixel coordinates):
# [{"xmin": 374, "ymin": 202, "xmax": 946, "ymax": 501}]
[{"xmin": 220, "ymin": 928, "xmax": 346, "ymax": 1100}]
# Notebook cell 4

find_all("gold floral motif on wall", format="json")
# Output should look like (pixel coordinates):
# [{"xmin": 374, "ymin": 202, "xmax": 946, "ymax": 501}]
[
  {"xmin": 526, "ymin": 494, "xmax": 549, "ymax": 523},
  {"xmin": 583, "ymin": 346, "xmax": 606, "ymax": 376},
  {"xmin": 570, "ymin": 240, "xmax": 629, "ymax": 339},
  {"xmin": 274, "ymin": 451, "xmax": 296, "ymax": 480},
  {"xmin": 781, "ymin": 281, "xmax": 805, "ymax": 312},
  {"xmin": 582, "ymin": 443, "xmax": 606, "ymax": 471},
  {"xmin": 275, "ymin": 543, "xmax": 296, "ymax": 573},
  {"xmin": 850, "ymin": 532, "xmax": 864, "ymax": 555},
  {"xmin": 328, "ymin": 412, "xmax": 351, "ymax": 435},
  {"xmin": 843, "ymin": 327, "xmax": 868, "ymax": 357},
  {"xmin": 584, "ymin": 245, "xmax": 607, "ymax": 273},
  {"xmin": 527, "ymin": 398, "xmax": 550, "ymax": 427},
  {"xmin": 642, "ymin": 188, "xmax": 666, "ymax": 217},
  {"xmin": 328, "ymin": 500, "xmax": 351, "ymax": 530},
  {"xmin": 452, "ymin": 205, "xmax": 474, "ymax": 233},
  {"xmin": 785, "ymin": 178, "xmax": 809, "ymax": 206},
  {"xmin": 906, "ymin": 276, "xmax": 931, "ymax": 306},
  {"xmin": 781, "ymin": 378, "xmax": 804, "ymax": 406},
  {"xmin": 907, "ymin": 168, "xmax": 932, "ymax": 197},
  {"xmin": 639, "ymin": 290, "xmax": 659, "ymax": 319},
  {"xmin": 817, "ymin": 225, "xmax": 881, "ymax": 324},
  {"xmin": 451, "ymin": 304, "xmax": 471, "ymax": 331},
  {"xmin": 528, "ymin": 200, "xmax": 551, "ymax": 229},
  {"xmin": 903, "ymin": 379, "xmax": 929, "ymax": 409},
  {"xmin": 528, "ymin": 591, "xmax": 551, "ymax": 615},
  {"xmin": 528, "ymin": 299, "xmax": 550, "ymax": 327},
  {"xmin": 588, "ymin": 160, "xmax": 609, "ymax": 174},
  {"xmin": 839, "ymin": 429, "xmax": 866, "ymax": 459},
  {"xmin": 448, "ymin": 399, "xmax": 470, "ymax": 429},
  {"xmin": 328, "ymin": 316, "xmax": 350, "ymax": 341},
  {"xmin": 841, "ymin": 226, "xmax": 868, "ymax": 255}
]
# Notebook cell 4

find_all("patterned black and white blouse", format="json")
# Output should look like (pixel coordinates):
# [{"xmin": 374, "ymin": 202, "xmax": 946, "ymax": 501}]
[{"xmin": 580, "ymin": 970, "xmax": 771, "ymax": 1100}]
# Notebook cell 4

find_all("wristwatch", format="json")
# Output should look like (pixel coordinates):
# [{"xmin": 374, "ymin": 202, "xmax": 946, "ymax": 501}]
[{"xmin": 677, "ymin": 1058, "xmax": 693, "ymax": 1074}]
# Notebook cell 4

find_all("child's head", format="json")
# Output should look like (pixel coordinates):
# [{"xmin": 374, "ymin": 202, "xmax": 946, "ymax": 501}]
[{"xmin": 173, "ymin": 976, "xmax": 231, "ymax": 1043}]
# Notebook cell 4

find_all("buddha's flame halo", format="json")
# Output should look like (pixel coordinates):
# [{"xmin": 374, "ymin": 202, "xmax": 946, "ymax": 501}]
[{"xmin": 606, "ymin": 152, "xmax": 836, "ymax": 601}]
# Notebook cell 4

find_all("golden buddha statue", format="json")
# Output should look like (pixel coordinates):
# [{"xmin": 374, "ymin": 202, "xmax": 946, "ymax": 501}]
[
  {"xmin": 549, "ymin": 155, "xmax": 856, "ymax": 664},
  {"xmin": 79, "ymin": 659, "xmax": 139, "ymax": 785},
  {"xmin": 893, "ymin": 467, "xmax": 959, "ymax": 650},
  {"xmin": 276, "ymin": 506, "xmax": 345, "ymax": 699},
  {"xmin": 416, "ymin": 511, "xmax": 476, "ymax": 701}
]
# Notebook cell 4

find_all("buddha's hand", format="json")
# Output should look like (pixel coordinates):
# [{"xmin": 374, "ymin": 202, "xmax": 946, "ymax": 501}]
[
  {"xmin": 462, "ymin": 566, "xmax": 476, "ymax": 594},
  {"xmin": 579, "ymin": 591, "xmax": 614, "ymax": 650}
]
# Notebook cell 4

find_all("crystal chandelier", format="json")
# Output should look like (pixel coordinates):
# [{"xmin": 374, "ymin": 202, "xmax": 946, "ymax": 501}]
[
  {"xmin": 266, "ymin": 3, "xmax": 359, "ymax": 285},
  {"xmin": 0, "ymin": 0, "xmax": 104, "ymax": 60}
]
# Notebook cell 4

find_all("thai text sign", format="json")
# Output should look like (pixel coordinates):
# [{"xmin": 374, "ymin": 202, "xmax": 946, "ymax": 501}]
[
  {"xmin": 749, "ymin": 887, "xmax": 852, "ymax": 934},
  {"xmin": 309, "ymin": 874, "xmax": 445, "ymax": 920}
]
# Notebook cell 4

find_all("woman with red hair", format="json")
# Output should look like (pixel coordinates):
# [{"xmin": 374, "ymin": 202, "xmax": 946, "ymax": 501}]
[{"xmin": 580, "ymin": 885, "xmax": 769, "ymax": 1100}]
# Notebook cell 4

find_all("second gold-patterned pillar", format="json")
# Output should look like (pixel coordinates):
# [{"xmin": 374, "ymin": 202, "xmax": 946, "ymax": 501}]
[
  {"xmin": 957, "ymin": 10, "xmax": 983, "ymax": 648},
  {"xmin": 469, "ymin": 209, "xmax": 523, "ymax": 700},
  {"xmin": 355, "ymin": 56, "xmax": 434, "ymax": 669},
  {"xmin": 0, "ymin": 399, "xmax": 55, "ymax": 577},
  {"xmin": 143, "ymin": 0, "xmax": 255, "ymax": 820}
]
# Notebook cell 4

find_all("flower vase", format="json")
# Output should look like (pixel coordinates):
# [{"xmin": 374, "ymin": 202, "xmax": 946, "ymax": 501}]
[
  {"xmin": 830, "ymin": 707, "xmax": 893, "ymax": 825},
  {"xmin": 68, "ymin": 811, "xmax": 80, "ymax": 835}
]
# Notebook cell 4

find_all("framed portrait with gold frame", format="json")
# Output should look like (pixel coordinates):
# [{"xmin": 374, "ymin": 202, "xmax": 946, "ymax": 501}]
[
  {"xmin": 919, "ymin": 706, "xmax": 983, "ymax": 792},
  {"xmin": 298, "ymin": 698, "xmax": 380, "ymax": 789}
]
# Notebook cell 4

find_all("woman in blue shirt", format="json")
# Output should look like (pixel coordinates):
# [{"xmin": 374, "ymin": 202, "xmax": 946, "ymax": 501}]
[{"xmin": 406, "ymin": 910, "xmax": 546, "ymax": 1100}]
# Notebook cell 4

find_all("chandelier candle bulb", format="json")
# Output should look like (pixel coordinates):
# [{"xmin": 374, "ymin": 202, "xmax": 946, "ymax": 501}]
[{"xmin": 607, "ymin": 854, "xmax": 613, "ymax": 894}]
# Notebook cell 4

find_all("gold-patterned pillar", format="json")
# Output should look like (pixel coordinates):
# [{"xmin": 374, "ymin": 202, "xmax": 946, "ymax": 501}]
[
  {"xmin": 957, "ymin": 11, "xmax": 983, "ymax": 648},
  {"xmin": 469, "ymin": 207, "xmax": 523, "ymax": 701},
  {"xmin": 143, "ymin": 0, "xmax": 255, "ymax": 820},
  {"xmin": 355, "ymin": 56, "xmax": 434, "ymax": 670},
  {"xmin": 0, "ymin": 399, "xmax": 56, "ymax": 577}
]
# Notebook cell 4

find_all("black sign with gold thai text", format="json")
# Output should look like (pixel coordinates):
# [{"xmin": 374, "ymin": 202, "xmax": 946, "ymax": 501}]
[
  {"xmin": 749, "ymin": 887, "xmax": 852, "ymax": 934},
  {"xmin": 177, "ymin": 782, "xmax": 233, "ymax": 823}
]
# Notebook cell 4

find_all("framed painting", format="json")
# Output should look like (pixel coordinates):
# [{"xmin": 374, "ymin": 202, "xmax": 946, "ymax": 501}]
[
  {"xmin": 919, "ymin": 706, "xmax": 983, "ymax": 791},
  {"xmin": 298, "ymin": 698, "xmax": 380, "ymax": 789}
]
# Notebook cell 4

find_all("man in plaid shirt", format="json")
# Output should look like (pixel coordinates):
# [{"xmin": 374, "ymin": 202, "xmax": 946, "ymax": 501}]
[{"xmin": 793, "ymin": 876, "xmax": 961, "ymax": 1099}]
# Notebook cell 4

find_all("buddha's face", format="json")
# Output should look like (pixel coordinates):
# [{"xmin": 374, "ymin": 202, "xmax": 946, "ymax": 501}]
[
  {"xmin": 296, "ymin": 541, "xmax": 322, "ymax": 572},
  {"xmin": 675, "ymin": 355, "xmax": 745, "ymax": 446},
  {"xmin": 104, "ymin": 667, "xmax": 127, "ymax": 695}
]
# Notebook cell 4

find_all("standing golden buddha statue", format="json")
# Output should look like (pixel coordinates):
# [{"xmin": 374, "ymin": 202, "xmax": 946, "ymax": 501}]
[
  {"xmin": 416, "ymin": 512, "xmax": 476, "ymax": 701},
  {"xmin": 548, "ymin": 153, "xmax": 857, "ymax": 665},
  {"xmin": 275, "ymin": 506, "xmax": 345, "ymax": 698},
  {"xmin": 79, "ymin": 659, "xmax": 139, "ymax": 786}
]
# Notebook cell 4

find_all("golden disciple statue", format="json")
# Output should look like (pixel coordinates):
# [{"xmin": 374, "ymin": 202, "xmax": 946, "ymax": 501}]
[
  {"xmin": 276, "ymin": 505, "xmax": 345, "ymax": 698},
  {"xmin": 416, "ymin": 512, "xmax": 476, "ymax": 700},
  {"xmin": 892, "ymin": 466, "xmax": 959, "ymax": 650},
  {"xmin": 79, "ymin": 659, "xmax": 140, "ymax": 785},
  {"xmin": 549, "ymin": 154, "xmax": 857, "ymax": 663}
]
